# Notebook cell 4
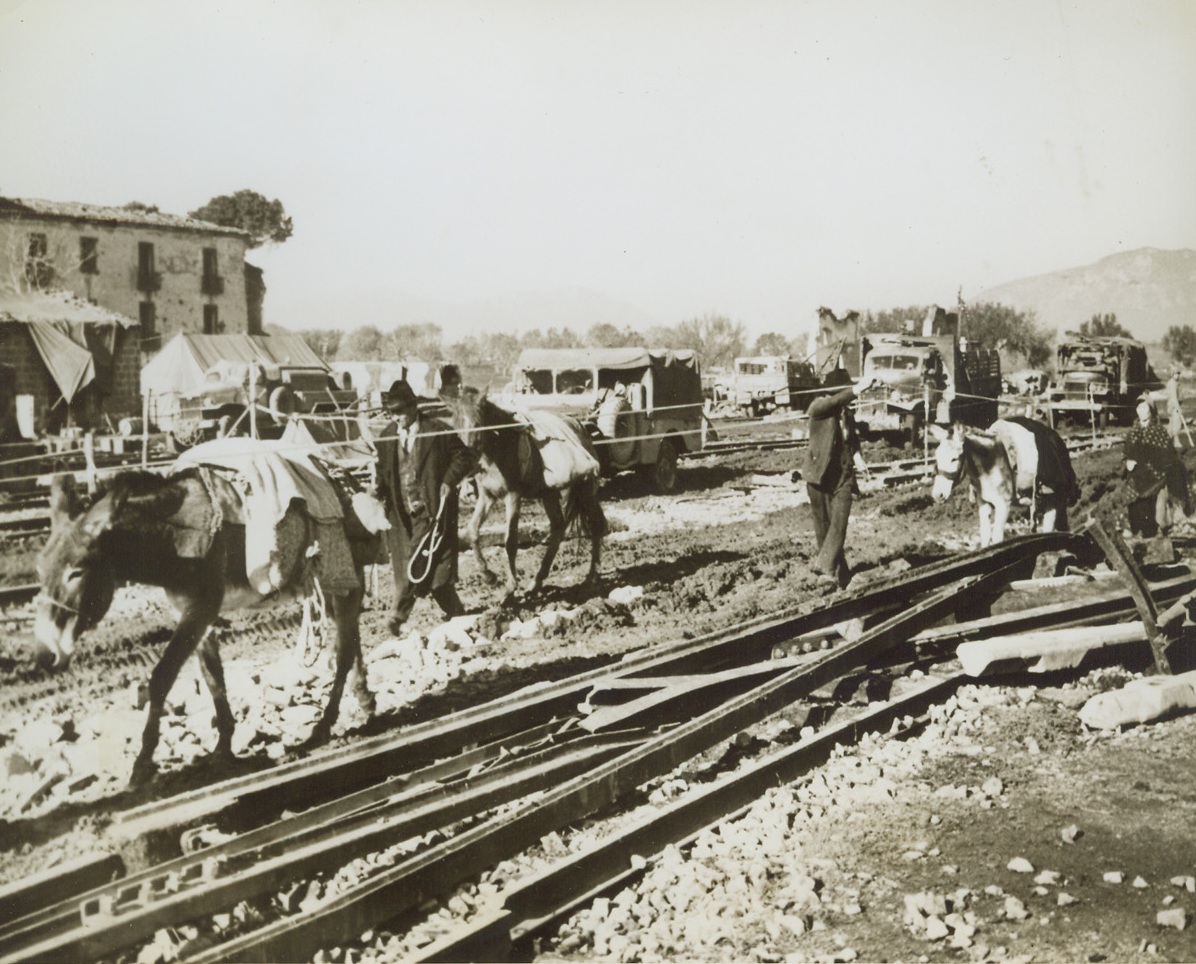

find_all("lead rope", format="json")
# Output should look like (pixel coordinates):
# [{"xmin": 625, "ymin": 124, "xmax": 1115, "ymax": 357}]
[
  {"xmin": 296, "ymin": 543, "xmax": 329, "ymax": 668},
  {"xmin": 406, "ymin": 499, "xmax": 447, "ymax": 586}
]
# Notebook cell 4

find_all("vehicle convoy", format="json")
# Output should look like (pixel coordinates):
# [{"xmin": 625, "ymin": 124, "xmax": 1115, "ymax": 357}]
[
  {"xmin": 730, "ymin": 355, "xmax": 819, "ymax": 416},
  {"xmin": 501, "ymin": 347, "xmax": 706, "ymax": 491},
  {"xmin": 852, "ymin": 306, "xmax": 1001, "ymax": 446},
  {"xmin": 173, "ymin": 360, "xmax": 359, "ymax": 444},
  {"xmin": 1047, "ymin": 334, "xmax": 1160, "ymax": 428}
]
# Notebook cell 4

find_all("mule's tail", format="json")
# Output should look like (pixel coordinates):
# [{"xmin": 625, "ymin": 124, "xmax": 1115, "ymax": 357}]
[{"xmin": 563, "ymin": 476, "xmax": 607, "ymax": 541}]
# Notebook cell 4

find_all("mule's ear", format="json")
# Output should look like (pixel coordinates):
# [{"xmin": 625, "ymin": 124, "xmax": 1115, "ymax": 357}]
[
  {"xmin": 928, "ymin": 425, "xmax": 949, "ymax": 442},
  {"xmin": 49, "ymin": 474, "xmax": 84, "ymax": 525}
]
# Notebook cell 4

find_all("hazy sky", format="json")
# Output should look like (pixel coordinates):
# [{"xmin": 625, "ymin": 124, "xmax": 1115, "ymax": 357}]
[{"xmin": 2, "ymin": 0, "xmax": 1194, "ymax": 342}]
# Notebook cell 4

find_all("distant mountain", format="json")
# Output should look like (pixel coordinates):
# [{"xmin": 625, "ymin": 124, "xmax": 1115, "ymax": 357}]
[{"xmin": 975, "ymin": 248, "xmax": 1196, "ymax": 342}]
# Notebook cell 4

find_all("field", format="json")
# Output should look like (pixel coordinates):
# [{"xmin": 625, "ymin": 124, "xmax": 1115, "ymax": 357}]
[{"xmin": 1, "ymin": 416, "xmax": 1195, "ymax": 962}]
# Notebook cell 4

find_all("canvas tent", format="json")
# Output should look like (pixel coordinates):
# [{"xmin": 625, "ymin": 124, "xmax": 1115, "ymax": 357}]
[{"xmin": 141, "ymin": 332, "xmax": 327, "ymax": 430}]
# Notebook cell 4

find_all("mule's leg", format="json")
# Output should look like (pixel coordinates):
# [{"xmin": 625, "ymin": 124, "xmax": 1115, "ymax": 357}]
[
  {"xmin": 195, "ymin": 633, "xmax": 236, "ymax": 762},
  {"xmin": 580, "ymin": 481, "xmax": 605, "ymax": 588},
  {"xmin": 132, "ymin": 603, "xmax": 220, "ymax": 785},
  {"xmin": 501, "ymin": 491, "xmax": 522, "ymax": 600},
  {"xmin": 306, "ymin": 585, "xmax": 372, "ymax": 747},
  {"xmin": 469, "ymin": 487, "xmax": 499, "ymax": 587},
  {"xmin": 1041, "ymin": 500, "xmax": 1060, "ymax": 533},
  {"xmin": 978, "ymin": 502, "xmax": 994, "ymax": 547},
  {"xmin": 531, "ymin": 491, "xmax": 566, "ymax": 594},
  {"xmin": 991, "ymin": 499, "xmax": 1010, "ymax": 544}
]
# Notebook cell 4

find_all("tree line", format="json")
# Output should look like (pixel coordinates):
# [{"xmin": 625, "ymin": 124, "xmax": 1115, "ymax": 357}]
[{"xmin": 279, "ymin": 301, "xmax": 1072, "ymax": 375}]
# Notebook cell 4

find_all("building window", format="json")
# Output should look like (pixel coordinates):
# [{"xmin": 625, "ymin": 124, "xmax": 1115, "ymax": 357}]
[
  {"xmin": 201, "ymin": 246, "xmax": 224, "ymax": 295},
  {"xmin": 137, "ymin": 241, "xmax": 160, "ymax": 292},
  {"xmin": 25, "ymin": 232, "xmax": 53, "ymax": 288},
  {"xmin": 80, "ymin": 237, "xmax": 99, "ymax": 274},
  {"xmin": 139, "ymin": 300, "xmax": 156, "ymax": 335},
  {"xmin": 203, "ymin": 303, "xmax": 221, "ymax": 334}
]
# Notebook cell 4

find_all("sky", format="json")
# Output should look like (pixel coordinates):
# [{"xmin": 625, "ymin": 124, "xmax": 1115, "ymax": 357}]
[{"xmin": 1, "ymin": 0, "xmax": 1194, "ymax": 344}]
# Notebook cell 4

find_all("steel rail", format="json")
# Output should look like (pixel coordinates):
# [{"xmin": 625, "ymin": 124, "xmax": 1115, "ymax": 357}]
[
  {"xmin": 0, "ymin": 720, "xmax": 564, "ymax": 952},
  {"xmin": 3, "ymin": 732, "xmax": 644, "ymax": 963},
  {"xmin": 182, "ymin": 569, "xmax": 1010, "ymax": 963},
  {"xmin": 113, "ymin": 530, "xmax": 1084, "ymax": 844},
  {"xmin": 0, "ymin": 584, "xmax": 37, "ymax": 608},
  {"xmin": 421, "ymin": 670, "xmax": 964, "ymax": 962}
]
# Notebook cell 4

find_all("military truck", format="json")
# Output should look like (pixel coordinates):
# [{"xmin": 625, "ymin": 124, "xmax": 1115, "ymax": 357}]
[
  {"xmin": 730, "ymin": 355, "xmax": 820, "ymax": 416},
  {"xmin": 852, "ymin": 306, "xmax": 1001, "ymax": 446},
  {"xmin": 1047, "ymin": 334, "xmax": 1160, "ymax": 428},
  {"xmin": 173, "ymin": 360, "xmax": 358, "ymax": 445},
  {"xmin": 502, "ymin": 347, "xmax": 706, "ymax": 492}
]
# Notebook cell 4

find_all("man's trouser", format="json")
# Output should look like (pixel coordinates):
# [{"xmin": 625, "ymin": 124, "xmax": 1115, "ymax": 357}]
[{"xmin": 807, "ymin": 478, "xmax": 853, "ymax": 587}]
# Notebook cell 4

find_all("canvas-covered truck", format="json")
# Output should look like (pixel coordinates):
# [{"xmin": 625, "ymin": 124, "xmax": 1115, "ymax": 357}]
[
  {"xmin": 502, "ymin": 347, "xmax": 706, "ymax": 492},
  {"xmin": 730, "ymin": 355, "xmax": 820, "ymax": 416},
  {"xmin": 172, "ymin": 360, "xmax": 359, "ymax": 445},
  {"xmin": 1047, "ymin": 334, "xmax": 1160, "ymax": 428},
  {"xmin": 853, "ymin": 306, "xmax": 1001, "ymax": 446}
]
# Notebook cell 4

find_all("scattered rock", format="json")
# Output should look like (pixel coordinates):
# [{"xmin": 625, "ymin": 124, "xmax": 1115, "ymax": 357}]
[
  {"xmin": 1157, "ymin": 907, "xmax": 1190, "ymax": 930},
  {"xmin": 1007, "ymin": 857, "xmax": 1035, "ymax": 874}
]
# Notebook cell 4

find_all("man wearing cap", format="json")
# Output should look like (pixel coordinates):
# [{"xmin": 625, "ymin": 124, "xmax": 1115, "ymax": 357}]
[
  {"xmin": 375, "ymin": 379, "xmax": 478, "ymax": 636},
  {"xmin": 801, "ymin": 367, "xmax": 875, "ymax": 588}
]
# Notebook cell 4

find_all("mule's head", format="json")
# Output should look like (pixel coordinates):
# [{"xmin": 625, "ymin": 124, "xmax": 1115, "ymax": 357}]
[
  {"xmin": 930, "ymin": 423, "xmax": 967, "ymax": 502},
  {"xmin": 447, "ymin": 386, "xmax": 489, "ymax": 449},
  {"xmin": 34, "ymin": 476, "xmax": 122, "ymax": 671}
]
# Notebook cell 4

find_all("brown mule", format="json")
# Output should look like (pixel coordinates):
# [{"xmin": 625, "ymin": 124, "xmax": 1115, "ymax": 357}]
[{"xmin": 34, "ymin": 464, "xmax": 379, "ymax": 786}]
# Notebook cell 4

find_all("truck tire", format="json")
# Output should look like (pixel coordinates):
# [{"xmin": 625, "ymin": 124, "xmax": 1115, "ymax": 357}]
[
  {"xmin": 650, "ymin": 438, "xmax": 679, "ymax": 493},
  {"xmin": 268, "ymin": 385, "xmax": 296, "ymax": 420}
]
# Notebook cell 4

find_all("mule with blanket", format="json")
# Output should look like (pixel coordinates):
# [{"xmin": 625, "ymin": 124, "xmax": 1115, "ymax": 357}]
[
  {"xmin": 33, "ymin": 438, "xmax": 381, "ymax": 785},
  {"xmin": 930, "ymin": 416, "xmax": 1080, "ymax": 546},
  {"xmin": 446, "ymin": 390, "xmax": 606, "ymax": 600}
]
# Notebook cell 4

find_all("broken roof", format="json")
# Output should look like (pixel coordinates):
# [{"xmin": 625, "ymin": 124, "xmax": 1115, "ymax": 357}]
[
  {"xmin": 0, "ymin": 197, "xmax": 248, "ymax": 239},
  {"xmin": 0, "ymin": 289, "xmax": 137, "ymax": 327}
]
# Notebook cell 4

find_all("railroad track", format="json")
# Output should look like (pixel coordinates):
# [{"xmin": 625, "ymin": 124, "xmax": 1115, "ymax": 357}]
[{"xmin": 1, "ymin": 530, "xmax": 1131, "ymax": 964}]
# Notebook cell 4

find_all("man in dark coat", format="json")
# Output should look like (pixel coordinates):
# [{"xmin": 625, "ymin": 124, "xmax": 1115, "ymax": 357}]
[
  {"xmin": 801, "ymin": 367, "xmax": 875, "ymax": 587},
  {"xmin": 375, "ymin": 379, "xmax": 478, "ymax": 636}
]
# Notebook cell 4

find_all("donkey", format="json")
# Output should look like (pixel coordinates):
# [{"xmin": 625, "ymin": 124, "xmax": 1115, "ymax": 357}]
[
  {"xmin": 34, "ymin": 464, "xmax": 380, "ymax": 785},
  {"xmin": 930, "ymin": 417, "xmax": 1077, "ymax": 546},
  {"xmin": 446, "ymin": 389, "xmax": 606, "ymax": 600}
]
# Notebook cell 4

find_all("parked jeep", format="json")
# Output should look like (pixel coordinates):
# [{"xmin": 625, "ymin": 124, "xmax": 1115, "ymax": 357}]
[
  {"xmin": 171, "ymin": 360, "xmax": 358, "ymax": 446},
  {"xmin": 501, "ymin": 347, "xmax": 706, "ymax": 492}
]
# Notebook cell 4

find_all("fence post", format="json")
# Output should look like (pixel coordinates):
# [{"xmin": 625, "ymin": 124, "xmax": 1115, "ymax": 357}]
[
  {"xmin": 83, "ymin": 431, "xmax": 97, "ymax": 495},
  {"xmin": 142, "ymin": 389, "xmax": 150, "ymax": 468}
]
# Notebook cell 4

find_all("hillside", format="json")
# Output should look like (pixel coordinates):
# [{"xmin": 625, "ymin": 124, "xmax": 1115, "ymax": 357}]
[{"xmin": 976, "ymin": 247, "xmax": 1196, "ymax": 341}]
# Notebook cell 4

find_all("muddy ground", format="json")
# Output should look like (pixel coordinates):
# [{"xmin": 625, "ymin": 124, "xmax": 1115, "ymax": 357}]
[{"xmin": 2, "ymin": 415, "xmax": 1196, "ymax": 963}]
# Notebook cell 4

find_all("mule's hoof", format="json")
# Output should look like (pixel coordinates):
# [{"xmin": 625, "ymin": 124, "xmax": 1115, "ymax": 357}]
[
  {"xmin": 129, "ymin": 760, "xmax": 158, "ymax": 788},
  {"xmin": 480, "ymin": 570, "xmax": 500, "ymax": 588}
]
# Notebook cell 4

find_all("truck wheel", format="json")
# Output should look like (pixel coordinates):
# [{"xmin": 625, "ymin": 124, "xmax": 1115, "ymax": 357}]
[
  {"xmin": 268, "ymin": 386, "xmax": 296, "ymax": 420},
  {"xmin": 651, "ymin": 439, "xmax": 679, "ymax": 493}
]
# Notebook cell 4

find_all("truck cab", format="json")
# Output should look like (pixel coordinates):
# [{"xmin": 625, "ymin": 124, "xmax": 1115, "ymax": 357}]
[
  {"xmin": 731, "ymin": 355, "xmax": 819, "ymax": 416},
  {"xmin": 852, "ymin": 308, "xmax": 1000, "ymax": 446},
  {"xmin": 1048, "ymin": 335, "xmax": 1159, "ymax": 428}
]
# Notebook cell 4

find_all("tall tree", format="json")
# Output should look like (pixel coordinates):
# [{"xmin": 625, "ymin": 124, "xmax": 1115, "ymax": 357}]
[
  {"xmin": 586, "ymin": 322, "xmax": 638, "ymax": 348},
  {"xmin": 664, "ymin": 313, "xmax": 748, "ymax": 370},
  {"xmin": 1078, "ymin": 313, "xmax": 1133, "ymax": 338},
  {"xmin": 753, "ymin": 332, "xmax": 791, "ymax": 356},
  {"xmin": 189, "ymin": 190, "xmax": 294, "ymax": 248},
  {"xmin": 343, "ymin": 325, "xmax": 384, "ymax": 360},
  {"xmin": 961, "ymin": 302, "xmax": 1054, "ymax": 368},
  {"xmin": 1162, "ymin": 325, "xmax": 1196, "ymax": 368}
]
